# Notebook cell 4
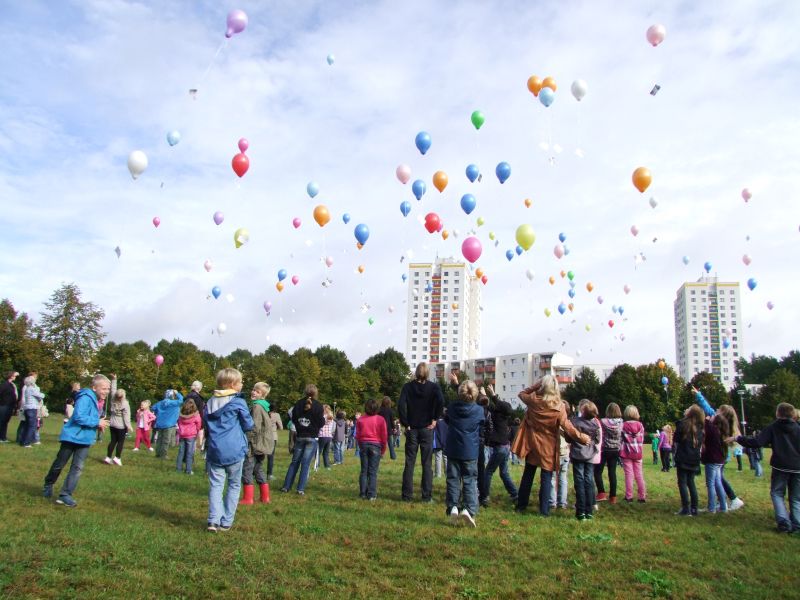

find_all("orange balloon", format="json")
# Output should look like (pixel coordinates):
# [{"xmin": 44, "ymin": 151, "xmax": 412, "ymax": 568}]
[
  {"xmin": 356, "ymin": 242, "xmax": 363, "ymax": 250},
  {"xmin": 313, "ymin": 205, "xmax": 331, "ymax": 227},
  {"xmin": 632, "ymin": 167, "xmax": 652, "ymax": 193},
  {"xmin": 276, "ymin": 281, "xmax": 284, "ymax": 292},
  {"xmin": 548, "ymin": 276, "xmax": 555, "ymax": 285},
  {"xmin": 658, "ymin": 360, "xmax": 666, "ymax": 370},
  {"xmin": 568, "ymin": 303, "xmax": 574, "ymax": 312},
  {"xmin": 441, "ymin": 230, "xmax": 449, "ymax": 240},
  {"xmin": 451, "ymin": 303, "xmax": 458, "ymax": 310},
  {"xmin": 357, "ymin": 265, "xmax": 365, "ymax": 273},
  {"xmin": 586, "ymin": 282, "xmax": 594, "ymax": 292},
  {"xmin": 527, "ymin": 75, "xmax": 543, "ymax": 97},
  {"xmin": 542, "ymin": 76, "xmax": 557, "ymax": 92},
  {"xmin": 560, "ymin": 270, "xmax": 566, "ymax": 278},
  {"xmin": 433, "ymin": 171, "xmax": 448, "ymax": 193},
  {"xmin": 475, "ymin": 268, "xmax": 484, "ymax": 278},
  {"xmin": 524, "ymin": 198, "xmax": 532, "ymax": 208}
]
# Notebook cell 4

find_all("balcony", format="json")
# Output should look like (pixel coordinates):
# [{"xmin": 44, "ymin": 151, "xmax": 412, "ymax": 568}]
[
  {"xmin": 540, "ymin": 361, "xmax": 551, "ymax": 370},
  {"xmin": 556, "ymin": 376, "xmax": 572, "ymax": 384},
  {"xmin": 485, "ymin": 366, "xmax": 495, "ymax": 373},
  {"xmin": 475, "ymin": 366, "xmax": 485, "ymax": 374}
]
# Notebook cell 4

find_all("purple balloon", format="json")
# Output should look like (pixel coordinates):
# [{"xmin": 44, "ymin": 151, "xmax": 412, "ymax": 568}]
[
  {"xmin": 225, "ymin": 9, "xmax": 248, "ymax": 38},
  {"xmin": 263, "ymin": 301, "xmax": 272, "ymax": 313},
  {"xmin": 213, "ymin": 211, "xmax": 224, "ymax": 225}
]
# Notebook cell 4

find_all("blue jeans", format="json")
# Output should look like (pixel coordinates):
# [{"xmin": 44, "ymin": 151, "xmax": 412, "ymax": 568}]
[
  {"xmin": 573, "ymin": 461, "xmax": 596, "ymax": 516},
  {"xmin": 754, "ymin": 459, "xmax": 763, "ymax": 477},
  {"xmin": 176, "ymin": 437, "xmax": 196, "ymax": 473},
  {"xmin": 446, "ymin": 458, "xmax": 478, "ymax": 516},
  {"xmin": 388, "ymin": 436, "xmax": 397, "ymax": 460},
  {"xmin": 333, "ymin": 441, "xmax": 344, "ymax": 464},
  {"xmin": 318, "ymin": 437, "xmax": 332, "ymax": 468},
  {"xmin": 771, "ymin": 469, "xmax": 800, "ymax": 532},
  {"xmin": 358, "ymin": 442, "xmax": 382, "ymax": 498},
  {"xmin": 402, "ymin": 427, "xmax": 434, "ymax": 500},
  {"xmin": 484, "ymin": 446, "xmax": 518, "ymax": 499},
  {"xmin": 517, "ymin": 463, "xmax": 553, "ymax": 515},
  {"xmin": 551, "ymin": 456, "xmax": 570, "ymax": 507},
  {"xmin": 207, "ymin": 459, "xmax": 244, "ymax": 527},
  {"xmin": 22, "ymin": 408, "xmax": 38, "ymax": 446},
  {"xmin": 705, "ymin": 463, "xmax": 727, "ymax": 512},
  {"xmin": 283, "ymin": 438, "xmax": 317, "ymax": 492},
  {"xmin": 44, "ymin": 442, "xmax": 90, "ymax": 498}
]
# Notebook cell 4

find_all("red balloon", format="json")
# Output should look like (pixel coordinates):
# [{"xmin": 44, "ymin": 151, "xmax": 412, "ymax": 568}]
[
  {"xmin": 608, "ymin": 320, "xmax": 615, "ymax": 328},
  {"xmin": 232, "ymin": 153, "xmax": 250, "ymax": 177},
  {"xmin": 424, "ymin": 212, "xmax": 441, "ymax": 234},
  {"xmin": 481, "ymin": 275, "xmax": 488, "ymax": 285}
]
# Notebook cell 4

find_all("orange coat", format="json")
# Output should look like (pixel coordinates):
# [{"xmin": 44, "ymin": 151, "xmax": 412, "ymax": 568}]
[{"xmin": 511, "ymin": 389, "xmax": 589, "ymax": 472}]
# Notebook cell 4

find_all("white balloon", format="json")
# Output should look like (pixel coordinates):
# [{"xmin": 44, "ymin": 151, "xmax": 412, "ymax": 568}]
[
  {"xmin": 127, "ymin": 150, "xmax": 148, "ymax": 179},
  {"xmin": 570, "ymin": 79, "xmax": 588, "ymax": 101},
  {"xmin": 217, "ymin": 322, "xmax": 227, "ymax": 335},
  {"xmin": 525, "ymin": 269, "xmax": 535, "ymax": 281},
  {"xmin": 623, "ymin": 284, "xmax": 631, "ymax": 295},
  {"xmin": 225, "ymin": 293, "xmax": 235, "ymax": 303},
  {"xmin": 649, "ymin": 197, "xmax": 658, "ymax": 209},
  {"xmin": 388, "ymin": 305, "xmax": 395, "ymax": 313}
]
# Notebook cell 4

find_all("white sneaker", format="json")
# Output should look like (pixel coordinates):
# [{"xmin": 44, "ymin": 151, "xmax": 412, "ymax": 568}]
[
  {"xmin": 148, "ymin": 447, "xmax": 154, "ymax": 452},
  {"xmin": 729, "ymin": 497, "xmax": 744, "ymax": 511},
  {"xmin": 112, "ymin": 457, "xmax": 122, "ymax": 466},
  {"xmin": 449, "ymin": 506, "xmax": 460, "ymax": 526},
  {"xmin": 132, "ymin": 448, "xmax": 139, "ymax": 452},
  {"xmin": 460, "ymin": 509, "xmax": 476, "ymax": 528},
  {"xmin": 104, "ymin": 456, "xmax": 113, "ymax": 464}
]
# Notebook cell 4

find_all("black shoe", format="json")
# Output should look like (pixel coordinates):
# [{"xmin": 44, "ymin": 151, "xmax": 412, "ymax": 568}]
[
  {"xmin": 480, "ymin": 499, "xmax": 490, "ymax": 508},
  {"xmin": 422, "ymin": 497, "xmax": 434, "ymax": 504},
  {"xmin": 674, "ymin": 509, "xmax": 691, "ymax": 516},
  {"xmin": 280, "ymin": 487, "xmax": 289, "ymax": 493},
  {"xmin": 691, "ymin": 508, "xmax": 698, "ymax": 517},
  {"xmin": 637, "ymin": 499, "xmax": 646, "ymax": 503}
]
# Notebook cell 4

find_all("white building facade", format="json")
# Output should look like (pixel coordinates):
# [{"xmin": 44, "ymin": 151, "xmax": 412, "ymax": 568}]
[{"xmin": 674, "ymin": 276, "xmax": 742, "ymax": 390}]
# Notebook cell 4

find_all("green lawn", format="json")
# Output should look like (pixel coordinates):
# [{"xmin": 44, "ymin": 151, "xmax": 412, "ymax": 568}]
[{"xmin": 1, "ymin": 418, "xmax": 797, "ymax": 599}]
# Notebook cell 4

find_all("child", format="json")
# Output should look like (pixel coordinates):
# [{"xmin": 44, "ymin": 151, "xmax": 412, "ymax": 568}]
[
  {"xmin": 176, "ymin": 398, "xmax": 203, "ymax": 474},
  {"xmin": 433, "ymin": 411, "xmax": 448, "ymax": 478},
  {"xmin": 550, "ymin": 430, "xmax": 570, "ymax": 510},
  {"xmin": 355, "ymin": 398, "xmax": 388, "ymax": 500},
  {"xmin": 266, "ymin": 404, "xmax": 283, "ymax": 479},
  {"xmin": 281, "ymin": 385, "xmax": 324, "ymax": 495},
  {"xmin": 620, "ymin": 405, "xmax": 647, "ymax": 502},
  {"xmin": 659, "ymin": 424, "xmax": 673, "ymax": 472},
  {"xmin": 701, "ymin": 410, "xmax": 731, "ymax": 513},
  {"xmin": 737, "ymin": 403, "xmax": 800, "ymax": 533},
  {"xmin": 651, "ymin": 431, "xmax": 660, "ymax": 465},
  {"xmin": 734, "ymin": 444, "xmax": 743, "ymax": 471},
  {"xmin": 333, "ymin": 411, "xmax": 346, "ymax": 466},
  {"xmin": 152, "ymin": 389, "xmax": 184, "ymax": 459},
  {"xmin": 241, "ymin": 382, "xmax": 274, "ymax": 503},
  {"xmin": 317, "ymin": 405, "xmax": 335, "ymax": 469},
  {"xmin": 105, "ymin": 389, "xmax": 132, "ymax": 466},
  {"xmin": 747, "ymin": 445, "xmax": 764, "ymax": 477},
  {"xmin": 203, "ymin": 368, "xmax": 254, "ymax": 532},
  {"xmin": 673, "ymin": 404, "xmax": 705, "ymax": 516},
  {"xmin": 445, "ymin": 380, "xmax": 485, "ymax": 527},
  {"xmin": 133, "ymin": 400, "xmax": 156, "ymax": 451},
  {"xmin": 596, "ymin": 403, "xmax": 623, "ymax": 504},
  {"xmin": 571, "ymin": 400, "xmax": 601, "ymax": 520}
]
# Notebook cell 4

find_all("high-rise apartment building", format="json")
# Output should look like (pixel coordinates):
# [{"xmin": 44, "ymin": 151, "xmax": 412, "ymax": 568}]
[
  {"xmin": 405, "ymin": 258, "xmax": 481, "ymax": 366},
  {"xmin": 674, "ymin": 276, "xmax": 742, "ymax": 389}
]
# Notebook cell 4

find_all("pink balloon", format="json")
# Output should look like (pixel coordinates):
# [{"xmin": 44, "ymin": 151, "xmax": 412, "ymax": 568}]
[
  {"xmin": 213, "ymin": 211, "xmax": 224, "ymax": 225},
  {"xmin": 630, "ymin": 224, "xmax": 639, "ymax": 237},
  {"xmin": 238, "ymin": 137, "xmax": 249, "ymax": 153},
  {"xmin": 623, "ymin": 284, "xmax": 631, "ymax": 294},
  {"xmin": 154, "ymin": 355, "xmax": 164, "ymax": 367},
  {"xmin": 742, "ymin": 188, "xmax": 752, "ymax": 202},
  {"xmin": 553, "ymin": 244, "xmax": 565, "ymax": 259},
  {"xmin": 291, "ymin": 275, "xmax": 299, "ymax": 285},
  {"xmin": 646, "ymin": 24, "xmax": 666, "ymax": 46},
  {"xmin": 324, "ymin": 256, "xmax": 334, "ymax": 267},
  {"xmin": 767, "ymin": 301, "xmax": 774, "ymax": 310},
  {"xmin": 396, "ymin": 164, "xmax": 411, "ymax": 185},
  {"xmin": 263, "ymin": 301, "xmax": 272, "ymax": 313},
  {"xmin": 742, "ymin": 254, "xmax": 751, "ymax": 266},
  {"xmin": 292, "ymin": 217, "xmax": 301, "ymax": 229},
  {"xmin": 597, "ymin": 296, "xmax": 604, "ymax": 305},
  {"xmin": 461, "ymin": 236, "xmax": 482, "ymax": 263},
  {"xmin": 204, "ymin": 259, "xmax": 213, "ymax": 272},
  {"xmin": 152, "ymin": 217, "xmax": 160, "ymax": 228},
  {"xmin": 225, "ymin": 9, "xmax": 248, "ymax": 38}
]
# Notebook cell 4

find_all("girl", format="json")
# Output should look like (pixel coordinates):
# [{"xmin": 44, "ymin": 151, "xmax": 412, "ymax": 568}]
[
  {"xmin": 445, "ymin": 381, "xmax": 485, "ymax": 527},
  {"xmin": 133, "ymin": 400, "xmax": 156, "ymax": 451},
  {"xmin": 333, "ymin": 411, "xmax": 346, "ymax": 465},
  {"xmin": 659, "ymin": 424, "xmax": 674, "ymax": 472},
  {"xmin": 620, "ymin": 405, "xmax": 647, "ymax": 502},
  {"xmin": 596, "ymin": 403, "xmax": 623, "ymax": 504},
  {"xmin": 281, "ymin": 385, "xmax": 324, "ymax": 495},
  {"xmin": 571, "ymin": 400, "xmax": 601, "ymax": 520},
  {"xmin": 317, "ymin": 404, "xmax": 335, "ymax": 469},
  {"xmin": 241, "ymin": 382, "xmax": 274, "ymax": 503},
  {"xmin": 702, "ymin": 404, "xmax": 741, "ymax": 513},
  {"xmin": 379, "ymin": 397, "xmax": 396, "ymax": 460},
  {"xmin": 355, "ymin": 398, "xmax": 388, "ymax": 500},
  {"xmin": 673, "ymin": 404, "xmax": 705, "ymax": 516},
  {"xmin": 105, "ymin": 389, "xmax": 132, "ymax": 466},
  {"xmin": 176, "ymin": 398, "xmax": 203, "ymax": 474}
]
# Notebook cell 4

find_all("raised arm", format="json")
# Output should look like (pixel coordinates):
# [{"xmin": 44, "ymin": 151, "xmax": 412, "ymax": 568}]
[{"xmin": 692, "ymin": 386, "xmax": 715, "ymax": 418}]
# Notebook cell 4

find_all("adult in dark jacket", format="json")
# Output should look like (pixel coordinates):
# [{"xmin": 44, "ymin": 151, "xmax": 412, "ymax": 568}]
[
  {"xmin": 0, "ymin": 371, "xmax": 19, "ymax": 443},
  {"xmin": 483, "ymin": 385, "xmax": 518, "ymax": 504},
  {"xmin": 398, "ymin": 363, "xmax": 445, "ymax": 502},
  {"xmin": 379, "ymin": 397, "xmax": 396, "ymax": 460},
  {"xmin": 673, "ymin": 405, "xmax": 705, "ymax": 516},
  {"xmin": 281, "ymin": 384, "xmax": 325, "ymax": 495}
]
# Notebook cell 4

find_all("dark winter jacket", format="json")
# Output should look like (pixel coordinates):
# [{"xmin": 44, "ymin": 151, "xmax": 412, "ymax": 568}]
[
  {"xmin": 378, "ymin": 407, "xmax": 394, "ymax": 440},
  {"xmin": 738, "ymin": 418, "xmax": 800, "ymax": 473},
  {"xmin": 334, "ymin": 418, "xmax": 346, "ymax": 443},
  {"xmin": 673, "ymin": 417, "xmax": 704, "ymax": 473},
  {"xmin": 398, "ymin": 380, "xmax": 444, "ymax": 429},
  {"xmin": 434, "ymin": 418, "xmax": 448, "ymax": 450},
  {"xmin": 289, "ymin": 398, "xmax": 325, "ymax": 439},
  {"xmin": 186, "ymin": 390, "xmax": 205, "ymax": 415},
  {"xmin": 0, "ymin": 381, "xmax": 17, "ymax": 407},
  {"xmin": 569, "ymin": 415, "xmax": 600, "ymax": 463},
  {"xmin": 444, "ymin": 401, "xmax": 485, "ymax": 461},
  {"xmin": 701, "ymin": 418, "xmax": 726, "ymax": 465},
  {"xmin": 487, "ymin": 397, "xmax": 513, "ymax": 447}
]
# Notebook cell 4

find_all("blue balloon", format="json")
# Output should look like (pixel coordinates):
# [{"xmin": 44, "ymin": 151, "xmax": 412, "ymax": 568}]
[
  {"xmin": 354, "ymin": 223, "xmax": 370, "ymax": 245},
  {"xmin": 401, "ymin": 273, "xmax": 407, "ymax": 282},
  {"xmin": 568, "ymin": 289, "xmax": 576, "ymax": 299},
  {"xmin": 495, "ymin": 161, "xmax": 511, "ymax": 184},
  {"xmin": 307, "ymin": 182, "xmax": 319, "ymax": 198},
  {"xmin": 557, "ymin": 303, "xmax": 567, "ymax": 315},
  {"xmin": 563, "ymin": 244, "xmax": 570, "ymax": 256},
  {"xmin": 415, "ymin": 131, "xmax": 431, "ymax": 155},
  {"xmin": 569, "ymin": 281, "xmax": 576, "ymax": 289},
  {"xmin": 326, "ymin": 54, "xmax": 335, "ymax": 66},
  {"xmin": 166, "ymin": 130, "xmax": 181, "ymax": 146},
  {"xmin": 747, "ymin": 277, "xmax": 757, "ymax": 291},
  {"xmin": 505, "ymin": 250, "xmax": 514, "ymax": 261},
  {"xmin": 723, "ymin": 339, "xmax": 731, "ymax": 349},
  {"xmin": 412, "ymin": 179, "xmax": 426, "ymax": 201},
  {"xmin": 539, "ymin": 87, "xmax": 555, "ymax": 107},
  {"xmin": 400, "ymin": 201, "xmax": 411, "ymax": 217},
  {"xmin": 277, "ymin": 269, "xmax": 287, "ymax": 282},
  {"xmin": 515, "ymin": 245, "xmax": 523, "ymax": 255},
  {"xmin": 211, "ymin": 286, "xmax": 221, "ymax": 299},
  {"xmin": 661, "ymin": 376, "xmax": 669, "ymax": 386},
  {"xmin": 342, "ymin": 213, "xmax": 351, "ymax": 224},
  {"xmin": 466, "ymin": 164, "xmax": 480, "ymax": 183},
  {"xmin": 618, "ymin": 306, "xmax": 625, "ymax": 315},
  {"xmin": 460, "ymin": 194, "xmax": 476, "ymax": 215},
  {"xmin": 682, "ymin": 256, "xmax": 690, "ymax": 265},
  {"xmin": 612, "ymin": 305, "xmax": 618, "ymax": 314},
  {"xmin": 704, "ymin": 261, "xmax": 712, "ymax": 273},
  {"xmin": 558, "ymin": 232, "xmax": 566, "ymax": 243}
]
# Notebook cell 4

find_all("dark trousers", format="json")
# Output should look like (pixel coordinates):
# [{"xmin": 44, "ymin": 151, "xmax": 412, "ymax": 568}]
[
  {"xmin": 573, "ymin": 461, "xmax": 596, "ymax": 517},
  {"xmin": 44, "ymin": 442, "xmax": 90, "ymax": 498},
  {"xmin": 736, "ymin": 455, "xmax": 743, "ymax": 471},
  {"xmin": 267, "ymin": 448, "xmax": 276, "ymax": 477},
  {"xmin": 517, "ymin": 463, "xmax": 553, "ymax": 515},
  {"xmin": 106, "ymin": 427, "xmax": 127, "ymax": 458},
  {"xmin": 402, "ymin": 428, "xmax": 434, "ymax": 500},
  {"xmin": 0, "ymin": 404, "xmax": 13, "ymax": 441},
  {"xmin": 677, "ymin": 467, "xmax": 698, "ymax": 511},
  {"xmin": 318, "ymin": 437, "xmax": 332, "ymax": 468},
  {"xmin": 659, "ymin": 448, "xmax": 672, "ymax": 471},
  {"xmin": 594, "ymin": 449, "xmax": 619, "ymax": 497},
  {"xmin": 242, "ymin": 453, "xmax": 266, "ymax": 485},
  {"xmin": 721, "ymin": 462, "xmax": 737, "ymax": 501},
  {"xmin": 22, "ymin": 408, "xmax": 38, "ymax": 446},
  {"xmin": 477, "ymin": 443, "xmax": 487, "ymax": 502},
  {"xmin": 358, "ymin": 442, "xmax": 382, "ymax": 498}
]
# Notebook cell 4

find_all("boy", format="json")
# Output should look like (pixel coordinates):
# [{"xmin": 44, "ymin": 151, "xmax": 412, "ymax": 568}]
[{"xmin": 736, "ymin": 403, "xmax": 800, "ymax": 533}]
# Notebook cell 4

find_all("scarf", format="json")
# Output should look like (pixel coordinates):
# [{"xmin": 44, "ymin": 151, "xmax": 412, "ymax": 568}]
[{"xmin": 253, "ymin": 399, "xmax": 270, "ymax": 413}]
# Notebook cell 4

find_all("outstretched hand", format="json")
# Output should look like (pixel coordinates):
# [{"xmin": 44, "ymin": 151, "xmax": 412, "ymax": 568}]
[{"xmin": 449, "ymin": 372, "xmax": 459, "ymax": 385}]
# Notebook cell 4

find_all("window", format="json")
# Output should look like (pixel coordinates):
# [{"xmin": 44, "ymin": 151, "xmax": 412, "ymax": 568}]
[
  {"xmin": 423, "ymin": 329, "xmax": 428, "ymax": 334},
  {"xmin": 691, "ymin": 290, "xmax": 696, "ymax": 295},
  {"xmin": 412, "ymin": 329, "xmax": 417, "ymax": 335},
  {"xmin": 444, "ymin": 288, "xmax": 448, "ymax": 293},
  {"xmin": 511, "ymin": 358, "xmax": 517, "ymax": 364},
  {"xmin": 425, "ymin": 272, "xmax": 430, "ymax": 276},
  {"xmin": 692, "ymin": 321, "xmax": 697, "ymax": 325},
  {"xmin": 703, "ymin": 321, "xmax": 707, "ymax": 326},
  {"xmin": 444, "ymin": 271, "xmax": 449, "ymax": 276},
  {"xmin": 455, "ymin": 287, "xmax": 460, "ymax": 293},
  {"xmin": 413, "ymin": 321, "xmax": 418, "ymax": 326},
  {"xmin": 452, "ymin": 346, "xmax": 457, "ymax": 352},
  {"xmin": 691, "ymin": 313, "xmax": 697, "ymax": 317}
]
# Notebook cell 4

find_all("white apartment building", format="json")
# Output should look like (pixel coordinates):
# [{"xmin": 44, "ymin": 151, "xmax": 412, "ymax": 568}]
[
  {"xmin": 674, "ymin": 276, "xmax": 742, "ymax": 389},
  {"xmin": 405, "ymin": 259, "xmax": 481, "ymax": 366}
]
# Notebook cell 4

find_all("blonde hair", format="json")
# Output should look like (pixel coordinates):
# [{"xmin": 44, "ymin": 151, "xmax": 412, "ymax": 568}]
[
  {"xmin": 661, "ymin": 423, "xmax": 673, "ymax": 446},
  {"xmin": 113, "ymin": 389, "xmax": 126, "ymax": 404},
  {"xmin": 253, "ymin": 382, "xmax": 271, "ymax": 397},
  {"xmin": 716, "ymin": 405, "xmax": 740, "ymax": 443},
  {"xmin": 323, "ymin": 404, "xmax": 333, "ymax": 419},
  {"xmin": 458, "ymin": 380, "xmax": 479, "ymax": 403},
  {"xmin": 216, "ymin": 368, "xmax": 242, "ymax": 390},
  {"xmin": 140, "ymin": 400, "xmax": 151, "ymax": 410},
  {"xmin": 540, "ymin": 375, "xmax": 561, "ymax": 409},
  {"xmin": 623, "ymin": 405, "xmax": 640, "ymax": 421}
]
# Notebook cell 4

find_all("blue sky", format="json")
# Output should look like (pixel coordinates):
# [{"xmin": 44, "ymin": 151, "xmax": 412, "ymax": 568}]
[{"xmin": 1, "ymin": 0, "xmax": 799, "ymax": 368}]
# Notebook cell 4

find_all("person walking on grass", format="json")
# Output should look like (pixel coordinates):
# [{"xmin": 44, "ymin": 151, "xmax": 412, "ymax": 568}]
[
  {"xmin": 659, "ymin": 424, "xmax": 674, "ymax": 472},
  {"xmin": 281, "ymin": 385, "xmax": 324, "ymax": 496},
  {"xmin": 203, "ymin": 368, "xmax": 253, "ymax": 532},
  {"xmin": 20, "ymin": 374, "xmax": 45, "ymax": 448},
  {"xmin": 651, "ymin": 430, "xmax": 660, "ymax": 465},
  {"xmin": 445, "ymin": 381, "xmax": 485, "ymax": 527},
  {"xmin": 333, "ymin": 411, "xmax": 346, "ymax": 466},
  {"xmin": 241, "ymin": 382, "xmax": 274, "ymax": 504},
  {"xmin": 673, "ymin": 404, "xmax": 705, "ymax": 517},
  {"xmin": 176, "ymin": 398, "xmax": 203, "ymax": 475},
  {"xmin": 398, "ymin": 363, "xmax": 445, "ymax": 502},
  {"xmin": 42, "ymin": 375, "xmax": 111, "ymax": 507},
  {"xmin": 317, "ymin": 405, "xmax": 335, "ymax": 470},
  {"xmin": 186, "ymin": 380, "xmax": 205, "ymax": 451},
  {"xmin": 595, "ymin": 403, "xmax": 623, "ymax": 504},
  {"xmin": 152, "ymin": 389, "xmax": 184, "ymax": 459},
  {"xmin": 356, "ymin": 398, "xmax": 388, "ymax": 500},
  {"xmin": 104, "ymin": 389, "xmax": 132, "ymax": 466},
  {"xmin": 620, "ymin": 406, "xmax": 647, "ymax": 503},
  {"xmin": 0, "ymin": 371, "xmax": 19, "ymax": 443}
]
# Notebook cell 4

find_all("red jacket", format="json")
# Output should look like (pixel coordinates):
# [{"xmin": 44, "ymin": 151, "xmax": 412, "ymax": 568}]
[
  {"xmin": 355, "ymin": 414, "xmax": 388, "ymax": 454},
  {"xmin": 177, "ymin": 413, "xmax": 203, "ymax": 440}
]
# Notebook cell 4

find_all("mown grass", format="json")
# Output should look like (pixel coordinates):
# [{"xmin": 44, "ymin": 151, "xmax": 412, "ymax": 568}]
[{"xmin": 1, "ymin": 418, "xmax": 798, "ymax": 599}]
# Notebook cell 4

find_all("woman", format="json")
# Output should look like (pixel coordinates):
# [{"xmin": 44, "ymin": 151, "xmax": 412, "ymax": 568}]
[
  {"xmin": 20, "ymin": 375, "xmax": 44, "ymax": 447},
  {"xmin": 281, "ymin": 384, "xmax": 324, "ymax": 495},
  {"xmin": 316, "ymin": 404, "xmax": 335, "ymax": 469},
  {"xmin": 241, "ymin": 382, "xmax": 275, "ymax": 504},
  {"xmin": 512, "ymin": 376, "xmax": 589, "ymax": 515},
  {"xmin": 379, "ymin": 397, "xmax": 396, "ymax": 460}
]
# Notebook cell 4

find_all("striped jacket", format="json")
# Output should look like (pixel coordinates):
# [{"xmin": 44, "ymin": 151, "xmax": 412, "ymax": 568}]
[{"xmin": 620, "ymin": 420, "xmax": 644, "ymax": 460}]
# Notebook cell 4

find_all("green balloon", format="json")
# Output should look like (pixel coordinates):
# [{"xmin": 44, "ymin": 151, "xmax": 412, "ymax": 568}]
[
  {"xmin": 368, "ymin": 317, "xmax": 375, "ymax": 325},
  {"xmin": 567, "ymin": 271, "xmax": 575, "ymax": 281},
  {"xmin": 471, "ymin": 110, "xmax": 485, "ymax": 130}
]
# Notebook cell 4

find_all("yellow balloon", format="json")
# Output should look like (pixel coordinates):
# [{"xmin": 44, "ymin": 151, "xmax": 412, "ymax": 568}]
[
  {"xmin": 441, "ymin": 230, "xmax": 449, "ymax": 240},
  {"xmin": 433, "ymin": 171, "xmax": 448, "ymax": 193},
  {"xmin": 357, "ymin": 265, "xmax": 365, "ymax": 273},
  {"xmin": 234, "ymin": 227, "xmax": 250, "ymax": 248},
  {"xmin": 476, "ymin": 217, "xmax": 485, "ymax": 227},
  {"xmin": 475, "ymin": 268, "xmax": 484, "ymax": 278},
  {"xmin": 585, "ymin": 324, "xmax": 591, "ymax": 332},
  {"xmin": 489, "ymin": 231, "xmax": 495, "ymax": 240},
  {"xmin": 276, "ymin": 281, "xmax": 284, "ymax": 292},
  {"xmin": 515, "ymin": 224, "xmax": 535, "ymax": 251},
  {"xmin": 544, "ymin": 308, "xmax": 552, "ymax": 317}
]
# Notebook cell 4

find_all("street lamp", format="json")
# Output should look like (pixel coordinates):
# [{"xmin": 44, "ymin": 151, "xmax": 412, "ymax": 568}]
[{"xmin": 736, "ymin": 371, "xmax": 747, "ymax": 436}]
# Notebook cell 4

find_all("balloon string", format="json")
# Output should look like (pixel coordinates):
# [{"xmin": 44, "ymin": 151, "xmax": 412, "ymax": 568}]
[{"xmin": 198, "ymin": 39, "xmax": 228, "ymax": 85}]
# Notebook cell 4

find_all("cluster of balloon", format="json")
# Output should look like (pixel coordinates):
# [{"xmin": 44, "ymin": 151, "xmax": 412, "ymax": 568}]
[
  {"xmin": 570, "ymin": 79, "xmax": 588, "ymax": 101},
  {"xmin": 225, "ymin": 9, "xmax": 248, "ymax": 38},
  {"xmin": 396, "ymin": 164, "xmax": 411, "ymax": 184},
  {"xmin": 460, "ymin": 194, "xmax": 476, "ymax": 215},
  {"xmin": 433, "ymin": 171, "xmax": 448, "ymax": 193},
  {"xmin": 632, "ymin": 167, "xmax": 651, "ymax": 193},
  {"xmin": 234, "ymin": 227, "xmax": 249, "ymax": 248},
  {"xmin": 466, "ymin": 164, "xmax": 480, "ymax": 183},
  {"xmin": 527, "ymin": 75, "xmax": 557, "ymax": 107},
  {"xmin": 747, "ymin": 278, "xmax": 757, "ymax": 291},
  {"xmin": 742, "ymin": 188, "xmax": 752, "ymax": 202},
  {"xmin": 326, "ymin": 54, "xmax": 335, "ymax": 66},
  {"xmin": 292, "ymin": 217, "xmax": 301, "ymax": 229},
  {"xmin": 212, "ymin": 286, "xmax": 221, "ymax": 299},
  {"xmin": 152, "ymin": 217, "xmax": 161, "ymax": 228},
  {"xmin": 471, "ymin": 111, "xmax": 485, "ymax": 130},
  {"xmin": 462, "ymin": 237, "xmax": 482, "ymax": 263},
  {"xmin": 412, "ymin": 179, "xmax": 426, "ymax": 201},
  {"xmin": 496, "ymin": 162, "xmax": 511, "ymax": 184},
  {"xmin": 232, "ymin": 138, "xmax": 250, "ymax": 177},
  {"xmin": 313, "ymin": 205, "xmax": 330, "ymax": 227},
  {"xmin": 276, "ymin": 268, "xmax": 287, "ymax": 292},
  {"xmin": 213, "ymin": 211, "xmax": 224, "ymax": 225},
  {"xmin": 646, "ymin": 24, "xmax": 666, "ymax": 46},
  {"xmin": 515, "ymin": 225, "xmax": 535, "ymax": 251},
  {"xmin": 166, "ymin": 131, "xmax": 181, "ymax": 146},
  {"xmin": 415, "ymin": 131, "xmax": 431, "ymax": 155},
  {"xmin": 128, "ymin": 150, "xmax": 148, "ymax": 179},
  {"xmin": 424, "ymin": 213, "xmax": 441, "ymax": 234},
  {"xmin": 354, "ymin": 224, "xmax": 370, "ymax": 246}
]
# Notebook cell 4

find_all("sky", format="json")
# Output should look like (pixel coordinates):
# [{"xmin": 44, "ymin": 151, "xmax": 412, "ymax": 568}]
[{"xmin": 1, "ymin": 0, "xmax": 798, "ymax": 369}]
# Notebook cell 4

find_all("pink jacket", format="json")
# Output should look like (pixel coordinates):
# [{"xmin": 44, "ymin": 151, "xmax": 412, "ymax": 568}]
[
  {"xmin": 177, "ymin": 413, "xmax": 203, "ymax": 440},
  {"xmin": 620, "ymin": 420, "xmax": 644, "ymax": 460},
  {"xmin": 136, "ymin": 409, "xmax": 156, "ymax": 432}
]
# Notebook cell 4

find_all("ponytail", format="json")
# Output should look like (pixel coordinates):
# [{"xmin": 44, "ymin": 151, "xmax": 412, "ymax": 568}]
[{"xmin": 303, "ymin": 384, "xmax": 318, "ymax": 411}]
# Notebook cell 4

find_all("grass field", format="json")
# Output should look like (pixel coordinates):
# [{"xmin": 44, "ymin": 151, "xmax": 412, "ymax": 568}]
[{"xmin": 1, "ymin": 418, "xmax": 798, "ymax": 599}]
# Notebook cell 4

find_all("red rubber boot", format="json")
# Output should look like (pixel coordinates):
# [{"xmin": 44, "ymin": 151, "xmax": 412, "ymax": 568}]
[{"xmin": 259, "ymin": 482, "xmax": 271, "ymax": 504}]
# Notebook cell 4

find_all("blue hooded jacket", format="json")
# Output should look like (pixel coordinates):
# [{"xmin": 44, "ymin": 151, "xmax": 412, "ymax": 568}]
[
  {"xmin": 60, "ymin": 389, "xmax": 101, "ymax": 446},
  {"xmin": 151, "ymin": 390, "xmax": 184, "ymax": 429},
  {"xmin": 203, "ymin": 391, "xmax": 254, "ymax": 466},
  {"xmin": 444, "ymin": 401, "xmax": 485, "ymax": 461}
]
